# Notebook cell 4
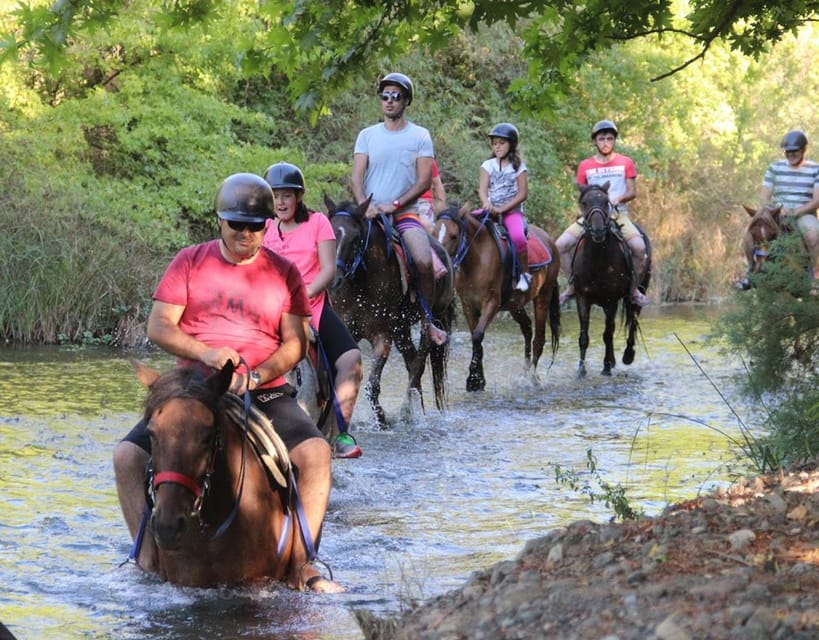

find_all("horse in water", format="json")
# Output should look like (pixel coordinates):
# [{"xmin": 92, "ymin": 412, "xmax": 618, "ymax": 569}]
[
  {"xmin": 132, "ymin": 360, "xmax": 295, "ymax": 587},
  {"xmin": 324, "ymin": 195, "xmax": 455, "ymax": 426},
  {"xmin": 433, "ymin": 204, "xmax": 561, "ymax": 391},
  {"xmin": 571, "ymin": 183, "xmax": 651, "ymax": 377},
  {"xmin": 739, "ymin": 203, "xmax": 813, "ymax": 287}
]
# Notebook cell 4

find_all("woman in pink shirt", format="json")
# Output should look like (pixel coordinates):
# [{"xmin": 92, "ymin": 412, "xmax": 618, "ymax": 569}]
[{"xmin": 263, "ymin": 162, "xmax": 363, "ymax": 459}]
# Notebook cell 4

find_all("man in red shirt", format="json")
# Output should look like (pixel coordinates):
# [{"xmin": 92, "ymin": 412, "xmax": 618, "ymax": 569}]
[
  {"xmin": 113, "ymin": 173, "xmax": 343, "ymax": 592},
  {"xmin": 556, "ymin": 120, "xmax": 649, "ymax": 307}
]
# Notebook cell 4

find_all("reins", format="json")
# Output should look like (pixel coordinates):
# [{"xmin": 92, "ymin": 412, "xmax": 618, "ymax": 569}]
[
  {"xmin": 436, "ymin": 209, "xmax": 489, "ymax": 270},
  {"xmin": 330, "ymin": 209, "xmax": 372, "ymax": 279}
]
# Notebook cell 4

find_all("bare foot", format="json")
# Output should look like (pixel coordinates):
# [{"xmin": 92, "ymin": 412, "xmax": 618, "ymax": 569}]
[{"xmin": 428, "ymin": 325, "xmax": 448, "ymax": 346}]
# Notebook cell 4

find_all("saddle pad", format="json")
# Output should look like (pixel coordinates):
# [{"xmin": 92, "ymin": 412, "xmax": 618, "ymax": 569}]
[
  {"xmin": 223, "ymin": 393, "xmax": 290, "ymax": 490},
  {"xmin": 528, "ymin": 235, "xmax": 553, "ymax": 269}
]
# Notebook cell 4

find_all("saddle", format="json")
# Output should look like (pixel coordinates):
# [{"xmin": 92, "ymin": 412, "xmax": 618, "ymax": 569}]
[
  {"xmin": 385, "ymin": 223, "xmax": 449, "ymax": 296},
  {"xmin": 222, "ymin": 393, "xmax": 291, "ymax": 491}
]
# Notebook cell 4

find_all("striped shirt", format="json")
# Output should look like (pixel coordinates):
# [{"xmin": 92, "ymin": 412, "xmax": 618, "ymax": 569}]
[{"xmin": 763, "ymin": 159, "xmax": 819, "ymax": 212}]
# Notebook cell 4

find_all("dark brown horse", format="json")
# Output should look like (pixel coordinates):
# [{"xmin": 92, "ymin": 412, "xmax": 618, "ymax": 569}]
[
  {"xmin": 571, "ymin": 183, "xmax": 651, "ymax": 377},
  {"xmin": 132, "ymin": 361, "xmax": 295, "ymax": 587},
  {"xmin": 433, "ymin": 204, "xmax": 561, "ymax": 391},
  {"xmin": 323, "ymin": 195, "xmax": 455, "ymax": 426},
  {"xmin": 739, "ymin": 204, "xmax": 793, "ymax": 288}
]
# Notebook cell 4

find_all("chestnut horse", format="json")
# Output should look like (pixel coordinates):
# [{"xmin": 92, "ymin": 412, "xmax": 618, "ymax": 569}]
[
  {"xmin": 739, "ymin": 204, "xmax": 807, "ymax": 288},
  {"xmin": 433, "ymin": 204, "xmax": 561, "ymax": 391},
  {"xmin": 132, "ymin": 361, "xmax": 295, "ymax": 587},
  {"xmin": 324, "ymin": 195, "xmax": 455, "ymax": 426},
  {"xmin": 571, "ymin": 183, "xmax": 651, "ymax": 377}
]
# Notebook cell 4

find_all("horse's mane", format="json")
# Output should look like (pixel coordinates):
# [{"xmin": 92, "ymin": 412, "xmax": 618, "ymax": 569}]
[{"xmin": 143, "ymin": 367, "xmax": 221, "ymax": 424}]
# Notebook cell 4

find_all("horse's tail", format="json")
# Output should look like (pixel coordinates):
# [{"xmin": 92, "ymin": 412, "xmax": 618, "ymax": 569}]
[
  {"xmin": 430, "ymin": 301, "xmax": 454, "ymax": 411},
  {"xmin": 548, "ymin": 283, "xmax": 561, "ymax": 361}
]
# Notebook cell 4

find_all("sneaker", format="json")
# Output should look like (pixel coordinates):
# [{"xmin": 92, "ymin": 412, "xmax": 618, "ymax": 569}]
[
  {"xmin": 331, "ymin": 433, "xmax": 362, "ymax": 459},
  {"xmin": 559, "ymin": 286, "xmax": 575, "ymax": 306},
  {"xmin": 515, "ymin": 272, "xmax": 532, "ymax": 292},
  {"xmin": 631, "ymin": 289, "xmax": 650, "ymax": 306}
]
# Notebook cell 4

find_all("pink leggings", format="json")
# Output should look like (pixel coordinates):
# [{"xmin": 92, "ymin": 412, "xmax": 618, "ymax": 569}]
[{"xmin": 502, "ymin": 210, "xmax": 527, "ymax": 253}]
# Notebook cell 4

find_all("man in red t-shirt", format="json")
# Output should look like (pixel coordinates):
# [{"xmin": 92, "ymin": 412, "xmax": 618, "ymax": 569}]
[
  {"xmin": 113, "ymin": 173, "xmax": 343, "ymax": 593},
  {"xmin": 556, "ymin": 120, "xmax": 649, "ymax": 307}
]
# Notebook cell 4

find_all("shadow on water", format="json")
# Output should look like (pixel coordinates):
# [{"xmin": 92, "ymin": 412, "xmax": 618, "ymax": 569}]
[{"xmin": 0, "ymin": 304, "xmax": 757, "ymax": 638}]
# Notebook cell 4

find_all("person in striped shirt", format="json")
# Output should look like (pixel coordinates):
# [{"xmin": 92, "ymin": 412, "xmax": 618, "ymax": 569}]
[{"xmin": 760, "ymin": 129, "xmax": 819, "ymax": 284}]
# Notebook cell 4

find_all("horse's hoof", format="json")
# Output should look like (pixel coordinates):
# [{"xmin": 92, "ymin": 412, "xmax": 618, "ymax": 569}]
[
  {"xmin": 601, "ymin": 368, "xmax": 612, "ymax": 376},
  {"xmin": 466, "ymin": 378, "xmax": 485, "ymax": 392},
  {"xmin": 623, "ymin": 349, "xmax": 635, "ymax": 365}
]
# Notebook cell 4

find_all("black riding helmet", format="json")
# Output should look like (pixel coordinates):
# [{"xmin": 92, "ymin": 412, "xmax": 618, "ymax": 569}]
[
  {"xmin": 781, "ymin": 129, "xmax": 808, "ymax": 151},
  {"xmin": 591, "ymin": 119, "xmax": 618, "ymax": 140},
  {"xmin": 489, "ymin": 122, "xmax": 519, "ymax": 146},
  {"xmin": 263, "ymin": 162, "xmax": 305, "ymax": 191},
  {"xmin": 378, "ymin": 72, "xmax": 414, "ymax": 105},
  {"xmin": 214, "ymin": 173, "xmax": 275, "ymax": 223}
]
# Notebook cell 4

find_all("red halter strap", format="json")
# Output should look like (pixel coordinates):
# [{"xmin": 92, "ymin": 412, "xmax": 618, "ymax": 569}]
[{"xmin": 153, "ymin": 471, "xmax": 203, "ymax": 498}]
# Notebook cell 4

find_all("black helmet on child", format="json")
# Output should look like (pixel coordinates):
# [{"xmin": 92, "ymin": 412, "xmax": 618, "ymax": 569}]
[
  {"xmin": 378, "ymin": 72, "xmax": 414, "ymax": 105},
  {"xmin": 781, "ymin": 129, "xmax": 808, "ymax": 151},
  {"xmin": 591, "ymin": 120, "xmax": 618, "ymax": 140},
  {"xmin": 263, "ymin": 162, "xmax": 305, "ymax": 192},
  {"xmin": 214, "ymin": 173, "xmax": 275, "ymax": 222},
  {"xmin": 489, "ymin": 123, "xmax": 519, "ymax": 145}
]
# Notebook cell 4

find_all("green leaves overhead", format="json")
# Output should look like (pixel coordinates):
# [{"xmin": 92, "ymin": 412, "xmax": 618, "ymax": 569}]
[{"xmin": 2, "ymin": 0, "xmax": 818, "ymax": 116}]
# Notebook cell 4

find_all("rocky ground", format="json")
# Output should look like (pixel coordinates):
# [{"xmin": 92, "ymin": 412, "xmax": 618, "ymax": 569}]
[{"xmin": 355, "ymin": 464, "xmax": 819, "ymax": 640}]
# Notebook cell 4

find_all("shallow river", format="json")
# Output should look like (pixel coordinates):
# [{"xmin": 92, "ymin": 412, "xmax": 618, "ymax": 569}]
[{"xmin": 0, "ymin": 303, "xmax": 757, "ymax": 639}]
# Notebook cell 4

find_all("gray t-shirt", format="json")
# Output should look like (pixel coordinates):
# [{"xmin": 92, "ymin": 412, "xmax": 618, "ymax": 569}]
[{"xmin": 354, "ymin": 121, "xmax": 434, "ymax": 209}]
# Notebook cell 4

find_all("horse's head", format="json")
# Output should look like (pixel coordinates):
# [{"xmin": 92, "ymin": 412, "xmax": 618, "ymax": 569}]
[
  {"xmin": 578, "ymin": 182, "xmax": 612, "ymax": 243},
  {"xmin": 324, "ymin": 194, "xmax": 371, "ymax": 290},
  {"xmin": 432, "ymin": 203, "xmax": 469, "ymax": 257},
  {"xmin": 743, "ymin": 204, "xmax": 784, "ymax": 273},
  {"xmin": 134, "ymin": 360, "xmax": 233, "ymax": 550}
]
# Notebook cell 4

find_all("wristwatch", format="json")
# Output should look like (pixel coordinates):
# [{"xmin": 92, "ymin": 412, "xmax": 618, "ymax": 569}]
[
  {"xmin": 392, "ymin": 199, "xmax": 402, "ymax": 209},
  {"xmin": 249, "ymin": 370, "xmax": 262, "ymax": 388}
]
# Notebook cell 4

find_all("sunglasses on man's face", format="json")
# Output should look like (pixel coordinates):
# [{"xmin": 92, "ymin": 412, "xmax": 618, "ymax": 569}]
[
  {"xmin": 223, "ymin": 218, "xmax": 266, "ymax": 232},
  {"xmin": 380, "ymin": 91, "xmax": 404, "ymax": 102}
]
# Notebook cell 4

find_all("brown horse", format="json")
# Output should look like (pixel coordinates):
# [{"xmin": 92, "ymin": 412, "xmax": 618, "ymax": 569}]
[
  {"xmin": 324, "ymin": 195, "xmax": 455, "ymax": 426},
  {"xmin": 739, "ymin": 204, "xmax": 796, "ymax": 288},
  {"xmin": 132, "ymin": 360, "xmax": 295, "ymax": 587},
  {"xmin": 433, "ymin": 204, "xmax": 561, "ymax": 391},
  {"xmin": 572, "ymin": 183, "xmax": 651, "ymax": 377}
]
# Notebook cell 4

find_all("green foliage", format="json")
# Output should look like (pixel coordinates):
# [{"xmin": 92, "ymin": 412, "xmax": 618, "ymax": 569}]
[
  {"xmin": 549, "ymin": 449, "xmax": 645, "ymax": 521},
  {"xmin": 713, "ymin": 239, "xmax": 819, "ymax": 466}
]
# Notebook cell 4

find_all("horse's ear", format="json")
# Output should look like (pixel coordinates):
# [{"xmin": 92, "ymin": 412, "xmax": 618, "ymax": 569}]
[
  {"xmin": 208, "ymin": 360, "xmax": 235, "ymax": 396},
  {"xmin": 132, "ymin": 360, "xmax": 162, "ymax": 388},
  {"xmin": 458, "ymin": 202, "xmax": 470, "ymax": 218},
  {"xmin": 356, "ymin": 195, "xmax": 372, "ymax": 217},
  {"xmin": 600, "ymin": 181, "xmax": 610, "ymax": 192},
  {"xmin": 323, "ymin": 192, "xmax": 335, "ymax": 214},
  {"xmin": 742, "ymin": 204, "xmax": 757, "ymax": 217}
]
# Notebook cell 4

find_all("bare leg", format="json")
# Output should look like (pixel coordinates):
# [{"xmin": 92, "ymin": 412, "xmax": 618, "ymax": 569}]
[
  {"xmin": 556, "ymin": 231, "xmax": 578, "ymax": 303},
  {"xmin": 334, "ymin": 348, "xmax": 363, "ymax": 426},
  {"xmin": 287, "ymin": 437, "xmax": 344, "ymax": 593},
  {"xmin": 627, "ymin": 236, "xmax": 649, "ymax": 305},
  {"xmin": 402, "ymin": 226, "xmax": 447, "ymax": 345},
  {"xmin": 113, "ymin": 440, "xmax": 158, "ymax": 571}
]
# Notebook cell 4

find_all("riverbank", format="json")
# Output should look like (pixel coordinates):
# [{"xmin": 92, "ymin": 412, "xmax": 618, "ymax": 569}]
[{"xmin": 355, "ymin": 462, "xmax": 819, "ymax": 640}]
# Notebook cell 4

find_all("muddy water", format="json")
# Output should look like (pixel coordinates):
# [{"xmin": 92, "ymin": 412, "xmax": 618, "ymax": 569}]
[{"xmin": 0, "ymin": 304, "xmax": 756, "ymax": 639}]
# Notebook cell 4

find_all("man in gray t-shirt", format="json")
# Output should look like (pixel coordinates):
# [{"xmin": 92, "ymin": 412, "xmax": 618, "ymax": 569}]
[{"xmin": 351, "ymin": 72, "xmax": 447, "ymax": 346}]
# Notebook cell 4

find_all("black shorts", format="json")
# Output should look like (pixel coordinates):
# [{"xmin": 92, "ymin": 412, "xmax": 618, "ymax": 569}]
[
  {"xmin": 317, "ymin": 304, "xmax": 359, "ymax": 377},
  {"xmin": 122, "ymin": 384, "xmax": 323, "ymax": 453}
]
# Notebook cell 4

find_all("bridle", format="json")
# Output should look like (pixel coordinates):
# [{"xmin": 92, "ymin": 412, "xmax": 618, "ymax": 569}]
[
  {"xmin": 435, "ymin": 209, "xmax": 490, "ymax": 271},
  {"xmin": 580, "ymin": 187, "xmax": 613, "ymax": 243},
  {"xmin": 330, "ymin": 209, "xmax": 371, "ymax": 280}
]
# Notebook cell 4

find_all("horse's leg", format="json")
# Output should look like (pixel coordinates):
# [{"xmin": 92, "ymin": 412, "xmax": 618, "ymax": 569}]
[
  {"xmin": 528, "ymin": 284, "xmax": 550, "ymax": 371},
  {"xmin": 465, "ymin": 301, "xmax": 497, "ymax": 392},
  {"xmin": 365, "ymin": 334, "xmax": 391, "ymax": 427},
  {"xmin": 601, "ymin": 303, "xmax": 618, "ymax": 376},
  {"xmin": 394, "ymin": 321, "xmax": 427, "ymax": 410},
  {"xmin": 623, "ymin": 302, "xmax": 637, "ymax": 365},
  {"xmin": 576, "ymin": 298, "xmax": 591, "ymax": 379},
  {"xmin": 509, "ymin": 306, "xmax": 534, "ymax": 367}
]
